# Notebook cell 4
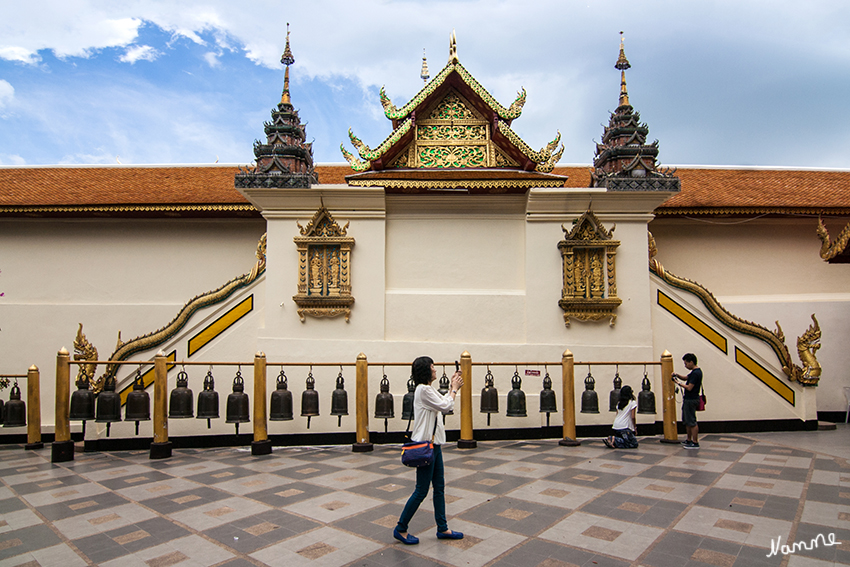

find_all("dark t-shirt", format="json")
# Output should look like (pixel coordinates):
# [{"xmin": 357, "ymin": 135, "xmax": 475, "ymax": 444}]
[{"xmin": 684, "ymin": 368, "xmax": 703, "ymax": 400}]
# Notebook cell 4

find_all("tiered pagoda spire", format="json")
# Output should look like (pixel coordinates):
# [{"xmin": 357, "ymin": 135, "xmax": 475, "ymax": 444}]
[
  {"xmin": 591, "ymin": 33, "xmax": 678, "ymax": 192},
  {"xmin": 235, "ymin": 24, "xmax": 318, "ymax": 189}
]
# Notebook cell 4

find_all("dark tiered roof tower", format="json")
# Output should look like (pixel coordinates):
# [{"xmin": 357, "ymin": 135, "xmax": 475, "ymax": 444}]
[
  {"xmin": 590, "ymin": 33, "xmax": 679, "ymax": 192},
  {"xmin": 236, "ymin": 24, "xmax": 318, "ymax": 189}
]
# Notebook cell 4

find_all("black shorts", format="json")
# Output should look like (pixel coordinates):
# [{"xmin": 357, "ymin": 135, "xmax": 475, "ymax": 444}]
[{"xmin": 682, "ymin": 399, "xmax": 699, "ymax": 427}]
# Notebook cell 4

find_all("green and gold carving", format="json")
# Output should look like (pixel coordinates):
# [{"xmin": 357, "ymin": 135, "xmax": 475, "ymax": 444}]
[
  {"xmin": 816, "ymin": 217, "xmax": 850, "ymax": 261},
  {"xmin": 418, "ymin": 145, "xmax": 487, "ymax": 168},
  {"xmin": 559, "ymin": 211, "xmax": 621, "ymax": 327}
]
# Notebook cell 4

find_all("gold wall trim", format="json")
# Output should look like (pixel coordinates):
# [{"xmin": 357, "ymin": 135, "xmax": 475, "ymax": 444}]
[
  {"xmin": 0, "ymin": 204, "xmax": 257, "ymax": 215},
  {"xmin": 347, "ymin": 178, "xmax": 565, "ymax": 190},
  {"xmin": 654, "ymin": 207, "xmax": 850, "ymax": 216},
  {"xmin": 657, "ymin": 290, "xmax": 727, "ymax": 353},
  {"xmin": 187, "ymin": 295, "xmax": 254, "ymax": 357},
  {"xmin": 118, "ymin": 351, "xmax": 176, "ymax": 406},
  {"xmin": 735, "ymin": 347, "xmax": 795, "ymax": 405}
]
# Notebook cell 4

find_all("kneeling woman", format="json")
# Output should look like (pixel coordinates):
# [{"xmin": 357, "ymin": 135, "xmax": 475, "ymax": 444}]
[
  {"xmin": 604, "ymin": 385, "xmax": 639, "ymax": 449},
  {"xmin": 394, "ymin": 356, "xmax": 464, "ymax": 544}
]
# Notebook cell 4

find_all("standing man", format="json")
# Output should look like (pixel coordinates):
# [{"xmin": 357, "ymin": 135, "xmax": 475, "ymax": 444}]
[{"xmin": 671, "ymin": 353, "xmax": 702, "ymax": 449}]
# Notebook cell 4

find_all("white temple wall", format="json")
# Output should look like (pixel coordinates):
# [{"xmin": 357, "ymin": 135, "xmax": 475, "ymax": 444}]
[{"xmin": 650, "ymin": 217, "xmax": 850, "ymax": 414}]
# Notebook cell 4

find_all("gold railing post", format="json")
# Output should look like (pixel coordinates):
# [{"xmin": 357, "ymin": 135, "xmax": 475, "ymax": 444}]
[
  {"xmin": 660, "ymin": 350, "xmax": 678, "ymax": 443},
  {"xmin": 150, "ymin": 352, "xmax": 172, "ymax": 459},
  {"xmin": 26, "ymin": 365, "xmax": 43, "ymax": 450},
  {"xmin": 457, "ymin": 351, "xmax": 476, "ymax": 449},
  {"xmin": 252, "ymin": 352, "xmax": 272, "ymax": 455},
  {"xmin": 51, "ymin": 348, "xmax": 74, "ymax": 462},
  {"xmin": 353, "ymin": 353, "xmax": 373, "ymax": 452},
  {"xmin": 559, "ymin": 349, "xmax": 580, "ymax": 446}
]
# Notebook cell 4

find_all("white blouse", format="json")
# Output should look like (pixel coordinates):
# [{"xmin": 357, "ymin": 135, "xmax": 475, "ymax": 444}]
[
  {"xmin": 612, "ymin": 399, "xmax": 637, "ymax": 430},
  {"xmin": 410, "ymin": 383, "xmax": 455, "ymax": 445}
]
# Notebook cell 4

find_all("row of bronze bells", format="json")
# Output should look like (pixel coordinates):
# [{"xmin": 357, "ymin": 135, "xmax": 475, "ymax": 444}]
[
  {"xmin": 1, "ymin": 382, "xmax": 26, "ymax": 428},
  {"xmin": 479, "ymin": 368, "xmax": 558, "ymax": 426},
  {"xmin": 70, "ymin": 370, "xmax": 149, "ymax": 436},
  {"xmin": 580, "ymin": 369, "xmax": 656, "ymax": 414}
]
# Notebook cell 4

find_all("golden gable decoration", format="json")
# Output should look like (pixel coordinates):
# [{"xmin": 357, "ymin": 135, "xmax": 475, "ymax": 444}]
[
  {"xmin": 293, "ymin": 205, "xmax": 354, "ymax": 322},
  {"xmin": 559, "ymin": 210, "xmax": 621, "ymax": 327}
]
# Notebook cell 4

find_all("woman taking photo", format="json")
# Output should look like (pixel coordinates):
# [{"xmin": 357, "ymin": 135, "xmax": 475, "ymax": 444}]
[{"xmin": 394, "ymin": 356, "xmax": 464, "ymax": 544}]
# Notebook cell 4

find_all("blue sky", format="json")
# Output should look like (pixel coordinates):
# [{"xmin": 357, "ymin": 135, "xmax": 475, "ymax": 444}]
[{"xmin": 1, "ymin": 1, "xmax": 848, "ymax": 168}]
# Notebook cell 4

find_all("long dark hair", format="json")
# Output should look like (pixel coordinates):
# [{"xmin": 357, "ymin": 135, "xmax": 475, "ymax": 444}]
[
  {"xmin": 617, "ymin": 385, "xmax": 635, "ymax": 410},
  {"xmin": 411, "ymin": 356, "xmax": 434, "ymax": 385}
]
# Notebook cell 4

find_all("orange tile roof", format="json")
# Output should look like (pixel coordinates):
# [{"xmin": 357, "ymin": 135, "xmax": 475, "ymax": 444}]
[{"xmin": 1, "ymin": 164, "xmax": 848, "ymax": 216}]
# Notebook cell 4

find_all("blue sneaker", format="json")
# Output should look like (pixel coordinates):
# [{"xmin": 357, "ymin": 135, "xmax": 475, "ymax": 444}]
[
  {"xmin": 393, "ymin": 528, "xmax": 419, "ymax": 545},
  {"xmin": 684, "ymin": 441, "xmax": 700, "ymax": 449}
]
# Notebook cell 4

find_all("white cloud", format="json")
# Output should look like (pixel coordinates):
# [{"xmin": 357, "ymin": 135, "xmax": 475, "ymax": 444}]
[
  {"xmin": 119, "ymin": 44, "xmax": 159, "ymax": 64},
  {"xmin": 0, "ymin": 80, "xmax": 14, "ymax": 109},
  {"xmin": 203, "ymin": 51, "xmax": 220, "ymax": 67}
]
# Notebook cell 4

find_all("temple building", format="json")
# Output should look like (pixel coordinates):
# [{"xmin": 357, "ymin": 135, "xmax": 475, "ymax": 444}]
[{"xmin": 1, "ymin": 32, "xmax": 848, "ymax": 446}]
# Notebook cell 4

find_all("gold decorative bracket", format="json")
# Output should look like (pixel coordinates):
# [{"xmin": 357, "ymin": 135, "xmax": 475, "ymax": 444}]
[
  {"xmin": 293, "ymin": 205, "xmax": 355, "ymax": 322},
  {"xmin": 558, "ymin": 210, "xmax": 621, "ymax": 327}
]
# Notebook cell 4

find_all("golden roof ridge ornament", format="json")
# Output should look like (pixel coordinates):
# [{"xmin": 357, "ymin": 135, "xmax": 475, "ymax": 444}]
[
  {"xmin": 280, "ymin": 23, "xmax": 295, "ymax": 105},
  {"xmin": 420, "ymin": 49, "xmax": 430, "ymax": 84},
  {"xmin": 449, "ymin": 29, "xmax": 458, "ymax": 64},
  {"xmin": 616, "ymin": 31, "xmax": 631, "ymax": 108}
]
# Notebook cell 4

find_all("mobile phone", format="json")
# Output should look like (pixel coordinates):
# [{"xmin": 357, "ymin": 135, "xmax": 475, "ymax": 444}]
[{"xmin": 455, "ymin": 360, "xmax": 460, "ymax": 372}]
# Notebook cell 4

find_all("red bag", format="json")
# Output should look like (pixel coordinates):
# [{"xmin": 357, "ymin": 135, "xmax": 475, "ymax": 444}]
[{"xmin": 697, "ymin": 385, "xmax": 706, "ymax": 412}]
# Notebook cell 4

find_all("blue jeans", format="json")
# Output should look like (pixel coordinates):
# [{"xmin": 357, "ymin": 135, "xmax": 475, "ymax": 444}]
[{"xmin": 396, "ymin": 445, "xmax": 447, "ymax": 533}]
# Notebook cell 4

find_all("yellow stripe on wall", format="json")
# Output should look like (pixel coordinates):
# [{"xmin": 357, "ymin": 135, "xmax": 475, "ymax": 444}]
[
  {"xmin": 188, "ymin": 295, "xmax": 254, "ymax": 357},
  {"xmin": 735, "ymin": 347, "xmax": 795, "ymax": 406},
  {"xmin": 657, "ymin": 290, "xmax": 728, "ymax": 353},
  {"xmin": 118, "ymin": 351, "xmax": 176, "ymax": 406}
]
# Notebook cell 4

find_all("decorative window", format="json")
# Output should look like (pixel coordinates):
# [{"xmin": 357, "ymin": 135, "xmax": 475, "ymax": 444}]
[
  {"xmin": 293, "ymin": 205, "xmax": 354, "ymax": 322},
  {"xmin": 558, "ymin": 210, "xmax": 621, "ymax": 327}
]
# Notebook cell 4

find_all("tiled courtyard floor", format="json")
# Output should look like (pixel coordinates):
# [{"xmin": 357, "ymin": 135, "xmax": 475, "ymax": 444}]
[{"xmin": 1, "ymin": 432, "xmax": 849, "ymax": 566}]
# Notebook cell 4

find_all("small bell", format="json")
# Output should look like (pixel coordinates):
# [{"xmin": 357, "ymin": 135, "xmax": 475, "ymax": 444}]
[
  {"xmin": 374, "ymin": 371, "xmax": 394, "ymax": 433},
  {"xmin": 539, "ymin": 370, "xmax": 557, "ymax": 427},
  {"xmin": 0, "ymin": 395, "xmax": 4, "ymax": 425},
  {"xmin": 401, "ymin": 376, "xmax": 415, "ymax": 422},
  {"xmin": 609, "ymin": 370, "xmax": 622, "ymax": 412},
  {"xmin": 125, "ymin": 368, "xmax": 151, "ymax": 435},
  {"xmin": 330, "ymin": 369, "xmax": 348, "ymax": 427},
  {"xmin": 169, "ymin": 369, "xmax": 194, "ymax": 419},
  {"xmin": 95, "ymin": 375, "xmax": 122, "ymax": 437},
  {"xmin": 269, "ymin": 368, "xmax": 294, "ymax": 421},
  {"xmin": 480, "ymin": 367, "xmax": 499, "ymax": 426},
  {"xmin": 301, "ymin": 369, "xmax": 319, "ymax": 429},
  {"xmin": 69, "ymin": 372, "xmax": 95, "ymax": 422},
  {"xmin": 225, "ymin": 368, "xmax": 250, "ymax": 434},
  {"xmin": 580, "ymin": 369, "xmax": 599, "ymax": 414},
  {"xmin": 3, "ymin": 382, "xmax": 26, "ymax": 428},
  {"xmin": 437, "ymin": 367, "xmax": 453, "ymax": 416},
  {"xmin": 637, "ymin": 371, "xmax": 656, "ymax": 414},
  {"xmin": 196, "ymin": 368, "xmax": 220, "ymax": 428},
  {"xmin": 506, "ymin": 369, "xmax": 527, "ymax": 417}
]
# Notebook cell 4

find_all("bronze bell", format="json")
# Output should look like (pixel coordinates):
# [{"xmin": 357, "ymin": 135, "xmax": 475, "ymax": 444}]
[
  {"xmin": 401, "ymin": 376, "xmax": 415, "ymax": 422},
  {"xmin": 69, "ymin": 372, "xmax": 95, "ymax": 422},
  {"xmin": 169, "ymin": 369, "xmax": 195, "ymax": 419},
  {"xmin": 480, "ymin": 367, "xmax": 499, "ymax": 426},
  {"xmin": 506, "ymin": 369, "xmax": 527, "ymax": 417},
  {"xmin": 270, "ymin": 368, "xmax": 294, "ymax": 421},
  {"xmin": 638, "ymin": 371, "xmax": 656, "ymax": 414},
  {"xmin": 0, "ymin": 395, "xmax": 4, "ymax": 425},
  {"xmin": 95, "ymin": 375, "xmax": 122, "ymax": 437},
  {"xmin": 540, "ymin": 370, "xmax": 557, "ymax": 427},
  {"xmin": 196, "ymin": 369, "xmax": 219, "ymax": 428},
  {"xmin": 330, "ymin": 370, "xmax": 348, "ymax": 427},
  {"xmin": 437, "ymin": 368, "xmax": 453, "ymax": 416},
  {"xmin": 301, "ymin": 370, "xmax": 319, "ymax": 429},
  {"xmin": 225, "ymin": 369, "xmax": 250, "ymax": 434},
  {"xmin": 125, "ymin": 368, "xmax": 151, "ymax": 435},
  {"xmin": 580, "ymin": 370, "xmax": 599, "ymax": 414},
  {"xmin": 609, "ymin": 371, "xmax": 622, "ymax": 412},
  {"xmin": 3, "ymin": 382, "xmax": 26, "ymax": 428},
  {"xmin": 374, "ymin": 372, "xmax": 394, "ymax": 433}
]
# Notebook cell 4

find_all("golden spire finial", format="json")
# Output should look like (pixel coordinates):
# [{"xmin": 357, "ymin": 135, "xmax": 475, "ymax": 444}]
[
  {"xmin": 420, "ymin": 49, "xmax": 430, "ymax": 84},
  {"xmin": 448, "ymin": 29, "xmax": 458, "ymax": 64},
  {"xmin": 280, "ymin": 23, "xmax": 295, "ymax": 105},
  {"xmin": 615, "ymin": 31, "xmax": 631, "ymax": 107}
]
